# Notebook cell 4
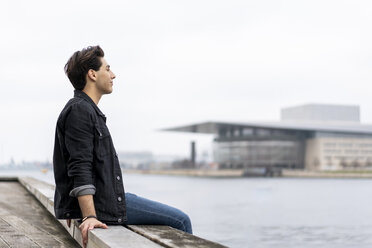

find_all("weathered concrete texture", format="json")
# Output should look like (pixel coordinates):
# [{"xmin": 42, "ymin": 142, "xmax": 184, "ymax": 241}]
[
  {"xmin": 18, "ymin": 176, "xmax": 228, "ymax": 248},
  {"xmin": 127, "ymin": 225, "xmax": 228, "ymax": 248},
  {"xmin": 0, "ymin": 181, "xmax": 79, "ymax": 247},
  {"xmin": 70, "ymin": 219, "xmax": 164, "ymax": 248},
  {"xmin": 89, "ymin": 225, "xmax": 163, "ymax": 248},
  {"xmin": 19, "ymin": 177, "xmax": 163, "ymax": 248}
]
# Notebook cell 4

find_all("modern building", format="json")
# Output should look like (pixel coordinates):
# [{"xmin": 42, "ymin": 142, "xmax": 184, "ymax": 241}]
[{"xmin": 163, "ymin": 104, "xmax": 372, "ymax": 171}]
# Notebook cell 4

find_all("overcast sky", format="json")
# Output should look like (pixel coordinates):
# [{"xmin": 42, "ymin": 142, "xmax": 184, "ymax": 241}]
[{"xmin": 0, "ymin": 0, "xmax": 371, "ymax": 164}]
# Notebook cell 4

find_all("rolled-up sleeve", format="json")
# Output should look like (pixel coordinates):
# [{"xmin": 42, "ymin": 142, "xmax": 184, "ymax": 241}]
[
  {"xmin": 64, "ymin": 103, "xmax": 95, "ymax": 195},
  {"xmin": 69, "ymin": 184, "xmax": 96, "ymax": 197}
]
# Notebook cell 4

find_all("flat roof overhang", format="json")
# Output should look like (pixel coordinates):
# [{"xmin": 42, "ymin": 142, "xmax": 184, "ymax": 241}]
[{"xmin": 161, "ymin": 121, "xmax": 372, "ymax": 135}]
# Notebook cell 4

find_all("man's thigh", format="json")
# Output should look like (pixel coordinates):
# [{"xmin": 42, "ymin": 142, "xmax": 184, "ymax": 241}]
[{"xmin": 123, "ymin": 192, "xmax": 192, "ymax": 234}]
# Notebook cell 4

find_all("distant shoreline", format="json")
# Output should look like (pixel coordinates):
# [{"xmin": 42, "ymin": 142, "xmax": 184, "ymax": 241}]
[
  {"xmin": 282, "ymin": 169, "xmax": 372, "ymax": 179},
  {"xmin": 122, "ymin": 169, "xmax": 245, "ymax": 178},
  {"xmin": 122, "ymin": 168, "xmax": 372, "ymax": 179}
]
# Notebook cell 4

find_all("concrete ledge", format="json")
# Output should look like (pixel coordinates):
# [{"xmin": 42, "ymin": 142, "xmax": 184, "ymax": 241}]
[
  {"xmin": 17, "ymin": 176, "xmax": 226, "ymax": 248},
  {"xmin": 128, "ymin": 225, "xmax": 227, "ymax": 248},
  {"xmin": 18, "ymin": 177, "xmax": 162, "ymax": 248},
  {"xmin": 89, "ymin": 226, "xmax": 163, "ymax": 248}
]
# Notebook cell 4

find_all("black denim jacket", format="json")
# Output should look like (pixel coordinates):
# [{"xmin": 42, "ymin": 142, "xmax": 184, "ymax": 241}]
[{"xmin": 53, "ymin": 90, "xmax": 126, "ymax": 224}]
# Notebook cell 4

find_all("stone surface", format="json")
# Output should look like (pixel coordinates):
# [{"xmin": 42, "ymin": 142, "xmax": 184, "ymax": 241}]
[
  {"xmin": 18, "ymin": 176, "xmax": 227, "ymax": 248},
  {"xmin": 88, "ymin": 225, "xmax": 163, "ymax": 248},
  {"xmin": 19, "ymin": 177, "xmax": 163, "ymax": 248},
  {"xmin": 128, "ymin": 225, "xmax": 228, "ymax": 248}
]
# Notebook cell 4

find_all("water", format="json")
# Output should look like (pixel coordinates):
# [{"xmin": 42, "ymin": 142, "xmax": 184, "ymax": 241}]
[{"xmin": 2, "ymin": 170, "xmax": 372, "ymax": 248}]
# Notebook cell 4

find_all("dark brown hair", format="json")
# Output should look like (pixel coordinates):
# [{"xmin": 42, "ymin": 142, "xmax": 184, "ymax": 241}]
[{"xmin": 64, "ymin": 46, "xmax": 105, "ymax": 90}]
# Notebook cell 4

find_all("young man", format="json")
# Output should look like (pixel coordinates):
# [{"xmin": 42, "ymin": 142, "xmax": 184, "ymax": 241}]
[{"xmin": 53, "ymin": 46, "xmax": 192, "ymax": 248}]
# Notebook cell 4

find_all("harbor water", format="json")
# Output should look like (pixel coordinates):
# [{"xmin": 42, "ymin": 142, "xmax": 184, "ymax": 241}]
[{"xmin": 2, "ymin": 170, "xmax": 372, "ymax": 248}]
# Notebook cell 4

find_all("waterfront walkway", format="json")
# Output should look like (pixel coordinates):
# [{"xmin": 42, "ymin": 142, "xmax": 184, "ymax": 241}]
[
  {"xmin": 0, "ymin": 177, "xmax": 226, "ymax": 248},
  {"xmin": 0, "ymin": 179, "xmax": 78, "ymax": 247}
]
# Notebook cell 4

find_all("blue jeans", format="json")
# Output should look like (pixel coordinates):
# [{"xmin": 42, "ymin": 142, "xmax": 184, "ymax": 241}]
[{"xmin": 123, "ymin": 192, "xmax": 193, "ymax": 234}]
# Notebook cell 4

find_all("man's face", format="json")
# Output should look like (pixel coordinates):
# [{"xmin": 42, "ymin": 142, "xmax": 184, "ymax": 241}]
[{"xmin": 95, "ymin": 57, "xmax": 116, "ymax": 95}]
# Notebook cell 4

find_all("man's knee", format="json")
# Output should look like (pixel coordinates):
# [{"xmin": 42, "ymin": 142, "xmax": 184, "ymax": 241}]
[{"xmin": 179, "ymin": 212, "xmax": 192, "ymax": 234}]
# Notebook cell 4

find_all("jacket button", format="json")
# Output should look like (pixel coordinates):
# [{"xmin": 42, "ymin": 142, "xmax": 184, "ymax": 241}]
[
  {"xmin": 116, "ymin": 176, "xmax": 120, "ymax": 180},
  {"xmin": 66, "ymin": 213, "xmax": 70, "ymax": 217},
  {"xmin": 118, "ymin": 197, "xmax": 122, "ymax": 202},
  {"xmin": 118, "ymin": 218, "xmax": 122, "ymax": 223}
]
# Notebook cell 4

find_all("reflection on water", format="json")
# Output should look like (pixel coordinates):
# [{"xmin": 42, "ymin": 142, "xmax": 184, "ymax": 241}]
[{"xmin": 2, "ymin": 170, "xmax": 372, "ymax": 248}]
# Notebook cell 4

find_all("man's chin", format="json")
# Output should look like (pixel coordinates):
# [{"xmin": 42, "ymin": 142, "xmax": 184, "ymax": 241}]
[{"xmin": 104, "ymin": 88, "xmax": 113, "ymax": 94}]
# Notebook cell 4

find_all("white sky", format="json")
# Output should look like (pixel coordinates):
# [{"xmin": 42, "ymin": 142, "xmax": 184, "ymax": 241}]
[{"xmin": 0, "ymin": 0, "xmax": 371, "ymax": 163}]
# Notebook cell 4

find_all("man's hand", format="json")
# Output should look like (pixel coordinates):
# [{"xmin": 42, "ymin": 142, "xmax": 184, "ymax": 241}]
[
  {"xmin": 79, "ymin": 218, "xmax": 108, "ymax": 248},
  {"xmin": 76, "ymin": 195, "xmax": 107, "ymax": 247}
]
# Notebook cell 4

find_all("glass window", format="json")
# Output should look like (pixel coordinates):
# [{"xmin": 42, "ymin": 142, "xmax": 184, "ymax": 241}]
[{"xmin": 243, "ymin": 128, "xmax": 253, "ymax": 136}]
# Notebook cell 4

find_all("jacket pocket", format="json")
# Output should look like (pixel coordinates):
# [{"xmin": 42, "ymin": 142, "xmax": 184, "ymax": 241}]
[{"xmin": 95, "ymin": 125, "xmax": 111, "ymax": 158}]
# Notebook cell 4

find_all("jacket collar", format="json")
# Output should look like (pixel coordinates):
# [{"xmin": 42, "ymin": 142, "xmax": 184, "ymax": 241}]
[{"xmin": 74, "ymin": 90, "xmax": 106, "ymax": 118}]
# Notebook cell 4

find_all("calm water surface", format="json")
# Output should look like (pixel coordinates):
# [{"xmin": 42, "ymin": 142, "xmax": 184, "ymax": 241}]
[{"xmin": 3, "ymin": 170, "xmax": 372, "ymax": 248}]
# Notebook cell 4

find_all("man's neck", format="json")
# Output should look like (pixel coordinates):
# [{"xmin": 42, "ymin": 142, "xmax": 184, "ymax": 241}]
[{"xmin": 82, "ymin": 88, "xmax": 102, "ymax": 105}]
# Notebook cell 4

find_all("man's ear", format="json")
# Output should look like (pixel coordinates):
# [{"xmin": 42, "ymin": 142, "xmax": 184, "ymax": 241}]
[{"xmin": 87, "ymin": 69, "xmax": 97, "ymax": 82}]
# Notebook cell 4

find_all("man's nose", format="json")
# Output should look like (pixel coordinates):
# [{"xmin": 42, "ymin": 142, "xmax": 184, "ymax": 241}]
[{"xmin": 111, "ymin": 71, "xmax": 116, "ymax": 79}]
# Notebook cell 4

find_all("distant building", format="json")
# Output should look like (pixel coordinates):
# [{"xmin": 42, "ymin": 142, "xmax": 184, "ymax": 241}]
[
  {"xmin": 117, "ymin": 151, "xmax": 186, "ymax": 170},
  {"xmin": 118, "ymin": 151, "xmax": 154, "ymax": 169},
  {"xmin": 163, "ymin": 104, "xmax": 372, "ymax": 171},
  {"xmin": 281, "ymin": 104, "xmax": 360, "ymax": 123}
]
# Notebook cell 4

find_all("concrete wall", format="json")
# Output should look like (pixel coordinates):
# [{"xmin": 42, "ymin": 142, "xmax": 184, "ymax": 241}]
[{"xmin": 305, "ymin": 137, "xmax": 372, "ymax": 170}]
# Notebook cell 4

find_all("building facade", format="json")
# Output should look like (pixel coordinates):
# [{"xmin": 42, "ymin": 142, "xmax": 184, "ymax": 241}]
[{"xmin": 164, "ymin": 104, "xmax": 372, "ymax": 171}]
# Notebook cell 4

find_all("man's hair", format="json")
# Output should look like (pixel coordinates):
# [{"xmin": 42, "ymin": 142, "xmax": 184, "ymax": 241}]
[{"xmin": 64, "ymin": 46, "xmax": 105, "ymax": 90}]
